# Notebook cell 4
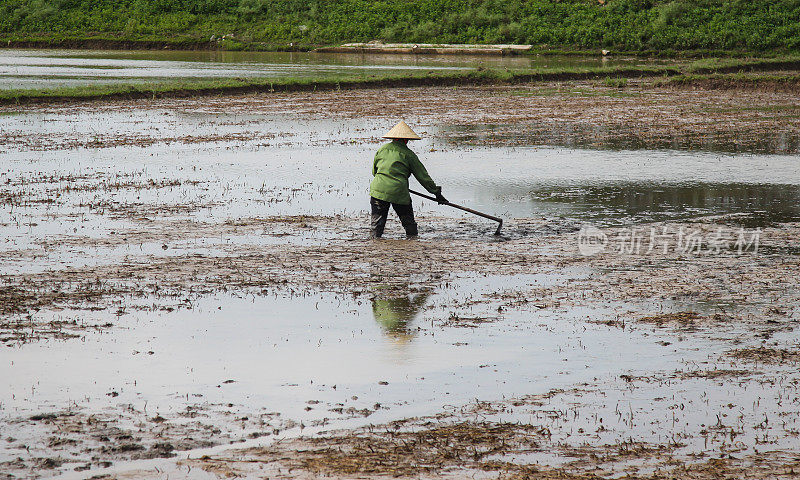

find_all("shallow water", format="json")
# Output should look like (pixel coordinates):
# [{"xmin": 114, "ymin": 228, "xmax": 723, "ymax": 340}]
[
  {"xmin": 0, "ymin": 49, "xmax": 674, "ymax": 89},
  {"xmin": 1, "ymin": 110, "xmax": 798, "ymax": 254},
  {"xmin": 2, "ymin": 94, "xmax": 799, "ymax": 477},
  {"xmin": 1, "ymin": 273, "xmax": 588, "ymax": 418},
  {"xmin": 3, "ymin": 274, "xmax": 798, "ymax": 477}
]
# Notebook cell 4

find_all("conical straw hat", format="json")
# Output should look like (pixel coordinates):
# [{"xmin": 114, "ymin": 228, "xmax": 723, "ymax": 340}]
[{"xmin": 382, "ymin": 121, "xmax": 421, "ymax": 140}]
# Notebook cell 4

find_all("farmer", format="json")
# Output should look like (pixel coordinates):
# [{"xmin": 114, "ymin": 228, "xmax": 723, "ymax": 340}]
[{"xmin": 370, "ymin": 121, "xmax": 447, "ymax": 239}]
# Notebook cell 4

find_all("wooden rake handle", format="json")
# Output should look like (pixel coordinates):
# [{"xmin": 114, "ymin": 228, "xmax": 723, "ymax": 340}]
[{"xmin": 409, "ymin": 189, "xmax": 503, "ymax": 235}]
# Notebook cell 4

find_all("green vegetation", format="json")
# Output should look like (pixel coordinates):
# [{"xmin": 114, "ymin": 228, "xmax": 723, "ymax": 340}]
[
  {"xmin": 0, "ymin": 68, "xmax": 570, "ymax": 104},
  {"xmin": 0, "ymin": 70, "xmax": 491, "ymax": 104},
  {"xmin": 0, "ymin": 66, "xmax": 645, "ymax": 104},
  {"xmin": 3, "ymin": 0, "xmax": 800, "ymax": 53},
  {"xmin": 602, "ymin": 76, "xmax": 629, "ymax": 87},
  {"xmin": 4, "ymin": 57, "xmax": 798, "ymax": 105}
]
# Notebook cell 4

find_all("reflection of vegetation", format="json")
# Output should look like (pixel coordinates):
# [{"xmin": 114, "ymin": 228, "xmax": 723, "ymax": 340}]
[
  {"xmin": 372, "ymin": 292, "xmax": 429, "ymax": 342},
  {"xmin": 4, "ymin": 0, "xmax": 800, "ymax": 53},
  {"xmin": 440, "ymin": 115, "xmax": 800, "ymax": 154},
  {"xmin": 527, "ymin": 183, "xmax": 800, "ymax": 226}
]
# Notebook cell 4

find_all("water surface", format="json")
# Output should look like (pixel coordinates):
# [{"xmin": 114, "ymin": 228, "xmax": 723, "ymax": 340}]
[
  {"xmin": 2, "ymin": 112, "xmax": 798, "ymax": 242},
  {"xmin": 1, "ymin": 87, "xmax": 799, "ymax": 479},
  {"xmin": 0, "ymin": 49, "xmax": 676, "ymax": 89}
]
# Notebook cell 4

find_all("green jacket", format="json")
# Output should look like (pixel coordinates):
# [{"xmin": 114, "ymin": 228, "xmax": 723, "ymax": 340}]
[{"xmin": 370, "ymin": 140, "xmax": 441, "ymax": 205}]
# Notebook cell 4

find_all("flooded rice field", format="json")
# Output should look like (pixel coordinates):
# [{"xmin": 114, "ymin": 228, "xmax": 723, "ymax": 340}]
[
  {"xmin": 0, "ymin": 49, "xmax": 671, "ymax": 90},
  {"xmin": 1, "ymin": 79, "xmax": 799, "ymax": 479}
]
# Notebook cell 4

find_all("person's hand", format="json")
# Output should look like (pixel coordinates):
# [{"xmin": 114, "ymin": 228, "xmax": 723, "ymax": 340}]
[{"xmin": 435, "ymin": 192, "xmax": 449, "ymax": 205}]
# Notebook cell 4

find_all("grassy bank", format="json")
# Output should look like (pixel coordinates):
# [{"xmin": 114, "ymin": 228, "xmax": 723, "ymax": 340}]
[
  {"xmin": 658, "ymin": 72, "xmax": 800, "ymax": 90},
  {"xmin": 0, "ymin": 35, "xmax": 776, "ymax": 58},
  {"xmin": 0, "ymin": 34, "xmax": 314, "ymax": 52},
  {"xmin": 3, "ymin": 0, "xmax": 800, "ymax": 54},
  {"xmin": 4, "ymin": 56, "xmax": 800, "ymax": 105},
  {"xmin": 0, "ymin": 67, "xmax": 663, "ymax": 105}
]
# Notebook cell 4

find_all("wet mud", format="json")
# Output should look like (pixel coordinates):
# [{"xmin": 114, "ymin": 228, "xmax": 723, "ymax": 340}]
[
  {"xmin": 185, "ymin": 421, "xmax": 800, "ymax": 480},
  {"xmin": 5, "ymin": 77, "xmax": 800, "ymax": 154},
  {"xmin": 2, "ymin": 79, "xmax": 800, "ymax": 479}
]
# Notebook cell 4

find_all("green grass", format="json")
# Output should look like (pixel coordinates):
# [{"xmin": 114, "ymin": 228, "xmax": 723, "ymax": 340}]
[
  {"xmin": 4, "ymin": 0, "xmax": 800, "ymax": 54},
  {"xmin": 0, "ymin": 65, "xmax": 676, "ymax": 104},
  {"xmin": 686, "ymin": 56, "xmax": 800, "ymax": 72},
  {"xmin": 3, "ymin": 57, "xmax": 800, "ymax": 105},
  {"xmin": 602, "ymin": 76, "xmax": 629, "ymax": 88},
  {"xmin": 0, "ymin": 70, "xmax": 503, "ymax": 103}
]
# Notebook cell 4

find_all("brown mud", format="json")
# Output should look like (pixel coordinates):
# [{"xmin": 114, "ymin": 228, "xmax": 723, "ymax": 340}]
[
  {"xmin": 180, "ymin": 358, "xmax": 800, "ymax": 479},
  {"xmin": 7, "ymin": 77, "xmax": 800, "ymax": 154},
  {"xmin": 2, "ymin": 80, "xmax": 800, "ymax": 479},
  {"xmin": 184, "ymin": 422, "xmax": 800, "ymax": 480},
  {"xmin": 0, "ymin": 403, "xmax": 289, "ymax": 478},
  {"xmin": 2, "ymin": 211, "xmax": 798, "ymax": 478},
  {"xmin": 3, "ymin": 214, "xmax": 797, "ymax": 337},
  {"xmin": 659, "ymin": 71, "xmax": 800, "ymax": 92}
]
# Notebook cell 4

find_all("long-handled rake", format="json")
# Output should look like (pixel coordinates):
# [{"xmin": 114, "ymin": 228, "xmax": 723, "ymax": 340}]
[{"xmin": 410, "ymin": 189, "xmax": 503, "ymax": 236}]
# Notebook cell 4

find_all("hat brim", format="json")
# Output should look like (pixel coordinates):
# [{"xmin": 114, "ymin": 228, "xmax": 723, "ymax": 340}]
[
  {"xmin": 383, "ymin": 121, "xmax": 421, "ymax": 140},
  {"xmin": 382, "ymin": 134, "xmax": 421, "ymax": 140}
]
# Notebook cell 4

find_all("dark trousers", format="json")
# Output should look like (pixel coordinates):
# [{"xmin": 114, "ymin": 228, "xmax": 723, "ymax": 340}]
[{"xmin": 370, "ymin": 197, "xmax": 418, "ymax": 238}]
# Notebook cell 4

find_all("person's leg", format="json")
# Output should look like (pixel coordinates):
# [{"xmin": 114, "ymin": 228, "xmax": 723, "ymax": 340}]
[
  {"xmin": 392, "ymin": 200, "xmax": 418, "ymax": 238},
  {"xmin": 370, "ymin": 197, "xmax": 391, "ymax": 238}
]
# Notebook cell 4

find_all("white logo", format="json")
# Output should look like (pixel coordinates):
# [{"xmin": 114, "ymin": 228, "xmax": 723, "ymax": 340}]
[{"xmin": 577, "ymin": 225, "xmax": 607, "ymax": 256}]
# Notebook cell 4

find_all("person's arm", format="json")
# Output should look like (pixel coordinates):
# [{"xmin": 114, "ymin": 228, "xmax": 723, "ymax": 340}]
[
  {"xmin": 408, "ymin": 151, "xmax": 441, "ymax": 195},
  {"xmin": 372, "ymin": 152, "xmax": 379, "ymax": 176}
]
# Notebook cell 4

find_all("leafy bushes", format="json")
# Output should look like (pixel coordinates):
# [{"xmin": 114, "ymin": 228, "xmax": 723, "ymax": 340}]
[{"xmin": 2, "ymin": 0, "xmax": 800, "ymax": 52}]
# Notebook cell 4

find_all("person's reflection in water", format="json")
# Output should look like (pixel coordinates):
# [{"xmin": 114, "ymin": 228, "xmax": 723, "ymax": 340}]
[{"xmin": 371, "ymin": 290, "xmax": 430, "ymax": 345}]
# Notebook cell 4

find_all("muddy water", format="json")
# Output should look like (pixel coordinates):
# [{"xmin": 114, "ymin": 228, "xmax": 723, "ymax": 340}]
[
  {"xmin": 0, "ymin": 49, "xmax": 674, "ymax": 89},
  {"xmin": 4, "ymin": 272, "xmax": 594, "ymax": 422},
  {"xmin": 1, "ymin": 110, "xmax": 798, "ymax": 242},
  {"xmin": 6, "ymin": 273, "xmax": 796, "ymax": 473},
  {"xmin": 2, "ymin": 97, "xmax": 800, "ymax": 478}
]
